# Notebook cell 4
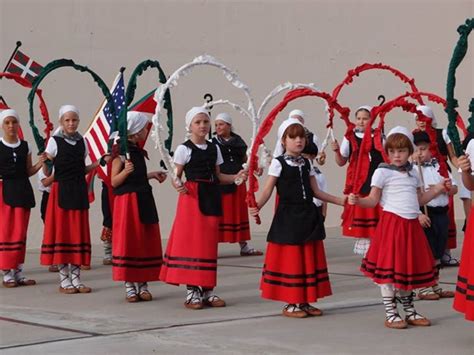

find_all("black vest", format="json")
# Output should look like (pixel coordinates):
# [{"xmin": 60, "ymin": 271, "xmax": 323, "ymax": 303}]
[
  {"xmin": 302, "ymin": 131, "xmax": 319, "ymax": 156},
  {"xmin": 267, "ymin": 156, "xmax": 325, "ymax": 244},
  {"xmin": 113, "ymin": 143, "xmax": 159, "ymax": 224},
  {"xmin": 349, "ymin": 133, "xmax": 384, "ymax": 195},
  {"xmin": 183, "ymin": 140, "xmax": 222, "ymax": 216},
  {"xmin": 53, "ymin": 137, "xmax": 89, "ymax": 210},
  {"xmin": 0, "ymin": 140, "xmax": 35, "ymax": 208},
  {"xmin": 212, "ymin": 134, "xmax": 247, "ymax": 194}
]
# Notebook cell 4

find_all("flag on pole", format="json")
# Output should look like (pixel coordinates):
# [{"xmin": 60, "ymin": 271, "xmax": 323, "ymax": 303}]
[
  {"xmin": 84, "ymin": 71, "xmax": 125, "ymax": 186},
  {"xmin": 5, "ymin": 50, "xmax": 43, "ymax": 85}
]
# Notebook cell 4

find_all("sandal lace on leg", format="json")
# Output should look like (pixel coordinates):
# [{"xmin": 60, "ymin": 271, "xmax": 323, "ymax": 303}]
[
  {"xmin": 137, "ymin": 282, "xmax": 152, "ymax": 301},
  {"xmin": 418, "ymin": 287, "xmax": 440, "ymax": 300},
  {"xmin": 400, "ymin": 291, "xmax": 431, "ymax": 326},
  {"xmin": 3, "ymin": 269, "xmax": 17, "ymax": 288},
  {"xmin": 14, "ymin": 264, "xmax": 35, "ymax": 286},
  {"xmin": 383, "ymin": 296, "xmax": 406, "ymax": 329},
  {"xmin": 202, "ymin": 288, "xmax": 226, "ymax": 307},
  {"xmin": 58, "ymin": 264, "xmax": 76, "ymax": 294},
  {"xmin": 299, "ymin": 303, "xmax": 323, "ymax": 316},
  {"xmin": 282, "ymin": 304, "xmax": 307, "ymax": 318},
  {"xmin": 125, "ymin": 282, "xmax": 139, "ymax": 302},
  {"xmin": 185, "ymin": 286, "xmax": 203, "ymax": 309},
  {"xmin": 70, "ymin": 264, "xmax": 91, "ymax": 293}
]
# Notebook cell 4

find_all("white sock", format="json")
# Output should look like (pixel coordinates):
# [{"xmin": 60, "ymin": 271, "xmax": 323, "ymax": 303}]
[
  {"xmin": 3, "ymin": 269, "xmax": 15, "ymax": 283},
  {"xmin": 58, "ymin": 264, "xmax": 72, "ymax": 288},
  {"xmin": 137, "ymin": 282, "xmax": 148, "ymax": 293},
  {"xmin": 103, "ymin": 241, "xmax": 112, "ymax": 260},
  {"xmin": 239, "ymin": 242, "xmax": 250, "ymax": 252},
  {"xmin": 380, "ymin": 284, "xmax": 401, "ymax": 322},
  {"xmin": 399, "ymin": 290, "xmax": 424, "ymax": 320},
  {"xmin": 70, "ymin": 264, "xmax": 82, "ymax": 287},
  {"xmin": 125, "ymin": 282, "xmax": 137, "ymax": 297},
  {"xmin": 13, "ymin": 264, "xmax": 24, "ymax": 281}
]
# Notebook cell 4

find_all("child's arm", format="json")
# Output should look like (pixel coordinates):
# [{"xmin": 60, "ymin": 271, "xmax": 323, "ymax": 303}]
[
  {"xmin": 348, "ymin": 186, "xmax": 382, "ymax": 208},
  {"xmin": 41, "ymin": 173, "xmax": 55, "ymax": 188},
  {"xmin": 322, "ymin": 202, "xmax": 328, "ymax": 219},
  {"xmin": 26, "ymin": 152, "xmax": 47, "ymax": 177},
  {"xmin": 111, "ymin": 157, "xmax": 134, "ymax": 188},
  {"xmin": 458, "ymin": 155, "xmax": 474, "ymax": 190},
  {"xmin": 85, "ymin": 159, "xmax": 100, "ymax": 174},
  {"xmin": 418, "ymin": 181, "xmax": 446, "ymax": 206},
  {"xmin": 310, "ymin": 176, "xmax": 345, "ymax": 206},
  {"xmin": 148, "ymin": 171, "xmax": 167, "ymax": 183},
  {"xmin": 331, "ymin": 140, "xmax": 348, "ymax": 167},
  {"xmin": 171, "ymin": 164, "xmax": 188, "ymax": 194},
  {"xmin": 445, "ymin": 177, "xmax": 458, "ymax": 196},
  {"xmin": 248, "ymin": 176, "xmax": 277, "ymax": 217},
  {"xmin": 216, "ymin": 165, "xmax": 248, "ymax": 185}
]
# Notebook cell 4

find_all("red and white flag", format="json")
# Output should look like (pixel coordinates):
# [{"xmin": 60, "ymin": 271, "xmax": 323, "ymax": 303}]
[{"xmin": 5, "ymin": 50, "xmax": 43, "ymax": 85}]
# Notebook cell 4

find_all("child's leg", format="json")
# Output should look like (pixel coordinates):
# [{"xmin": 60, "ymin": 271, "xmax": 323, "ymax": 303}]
[
  {"xmin": 101, "ymin": 227, "xmax": 112, "ymax": 265},
  {"xmin": 2, "ymin": 269, "xmax": 17, "ymax": 288},
  {"xmin": 353, "ymin": 238, "xmax": 370, "ymax": 257},
  {"xmin": 137, "ymin": 282, "xmax": 152, "ymax": 301},
  {"xmin": 201, "ymin": 287, "xmax": 226, "ymax": 307},
  {"xmin": 70, "ymin": 264, "xmax": 91, "ymax": 293},
  {"xmin": 14, "ymin": 264, "xmax": 36, "ymax": 286},
  {"xmin": 58, "ymin": 264, "xmax": 76, "ymax": 294},
  {"xmin": 399, "ymin": 289, "xmax": 431, "ymax": 326},
  {"xmin": 185, "ymin": 285, "xmax": 203, "ymax": 310},
  {"xmin": 125, "ymin": 282, "xmax": 139, "ymax": 302},
  {"xmin": 380, "ymin": 284, "xmax": 406, "ymax": 329}
]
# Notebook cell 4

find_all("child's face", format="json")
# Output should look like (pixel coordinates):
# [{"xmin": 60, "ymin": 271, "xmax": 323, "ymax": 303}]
[
  {"xmin": 60, "ymin": 112, "xmax": 80, "ymax": 135},
  {"xmin": 214, "ymin": 120, "xmax": 231, "ymax": 137},
  {"xmin": 1, "ymin": 116, "xmax": 19, "ymax": 137},
  {"xmin": 355, "ymin": 110, "xmax": 371, "ymax": 130},
  {"xmin": 190, "ymin": 113, "xmax": 210, "ymax": 138},
  {"xmin": 415, "ymin": 118, "xmax": 427, "ymax": 131},
  {"xmin": 415, "ymin": 142, "xmax": 432, "ymax": 163},
  {"xmin": 388, "ymin": 147, "xmax": 410, "ymax": 167},
  {"xmin": 282, "ymin": 135, "xmax": 305, "ymax": 155},
  {"xmin": 134, "ymin": 126, "xmax": 148, "ymax": 142}
]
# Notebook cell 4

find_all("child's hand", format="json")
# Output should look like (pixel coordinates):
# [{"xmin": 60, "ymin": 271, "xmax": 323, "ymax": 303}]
[
  {"xmin": 149, "ymin": 171, "xmax": 168, "ymax": 183},
  {"xmin": 444, "ymin": 178, "xmax": 453, "ymax": 192},
  {"xmin": 348, "ymin": 193, "xmax": 358, "ymax": 205},
  {"xmin": 249, "ymin": 206, "xmax": 260, "ymax": 217},
  {"xmin": 458, "ymin": 155, "xmax": 472, "ymax": 173},
  {"xmin": 172, "ymin": 178, "xmax": 187, "ymax": 194},
  {"xmin": 38, "ymin": 152, "xmax": 48, "ymax": 164},
  {"xmin": 418, "ymin": 214, "xmax": 431, "ymax": 228},
  {"xmin": 124, "ymin": 160, "xmax": 134, "ymax": 175},
  {"xmin": 255, "ymin": 166, "xmax": 264, "ymax": 177},
  {"xmin": 331, "ymin": 140, "xmax": 340, "ymax": 152},
  {"xmin": 316, "ymin": 151, "xmax": 326, "ymax": 165},
  {"xmin": 236, "ymin": 169, "xmax": 249, "ymax": 183}
]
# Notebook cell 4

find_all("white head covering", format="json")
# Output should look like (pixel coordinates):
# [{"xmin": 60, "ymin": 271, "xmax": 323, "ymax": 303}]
[
  {"xmin": 0, "ymin": 109, "xmax": 19, "ymax": 125},
  {"xmin": 59, "ymin": 105, "xmax": 80, "ymax": 121},
  {"xmin": 127, "ymin": 111, "xmax": 150, "ymax": 135},
  {"xmin": 355, "ymin": 105, "xmax": 372, "ymax": 114},
  {"xmin": 289, "ymin": 109, "xmax": 305, "ymax": 122},
  {"xmin": 185, "ymin": 106, "xmax": 210, "ymax": 132},
  {"xmin": 273, "ymin": 118, "xmax": 304, "ymax": 157},
  {"xmin": 386, "ymin": 125, "xmax": 415, "ymax": 150},
  {"xmin": 215, "ymin": 112, "xmax": 232, "ymax": 125},
  {"xmin": 415, "ymin": 105, "xmax": 437, "ymax": 128}
]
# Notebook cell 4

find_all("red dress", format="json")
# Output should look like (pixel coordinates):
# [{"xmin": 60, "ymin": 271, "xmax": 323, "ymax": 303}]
[
  {"xmin": 453, "ymin": 211, "xmax": 474, "ymax": 321},
  {"xmin": 218, "ymin": 183, "xmax": 250, "ymax": 243}
]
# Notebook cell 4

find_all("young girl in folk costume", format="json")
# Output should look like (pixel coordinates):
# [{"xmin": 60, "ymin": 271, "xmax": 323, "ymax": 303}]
[
  {"xmin": 349, "ymin": 126, "xmax": 449, "ymax": 329},
  {"xmin": 453, "ymin": 140, "xmax": 474, "ymax": 321},
  {"xmin": 250, "ymin": 119, "xmax": 345, "ymax": 318},
  {"xmin": 414, "ymin": 105, "xmax": 459, "ymax": 266},
  {"xmin": 41, "ymin": 105, "xmax": 101, "ymax": 294},
  {"xmin": 111, "ymin": 111, "xmax": 167, "ymax": 302},
  {"xmin": 212, "ymin": 112, "xmax": 262, "ymax": 256},
  {"xmin": 332, "ymin": 106, "xmax": 383, "ymax": 257},
  {"xmin": 1, "ymin": 109, "xmax": 45, "ymax": 288},
  {"xmin": 413, "ymin": 131, "xmax": 456, "ymax": 300},
  {"xmin": 160, "ymin": 107, "xmax": 248, "ymax": 309}
]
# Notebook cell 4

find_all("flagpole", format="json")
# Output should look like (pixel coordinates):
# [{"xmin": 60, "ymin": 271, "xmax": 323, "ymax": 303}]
[
  {"xmin": 2, "ymin": 41, "xmax": 22, "ymax": 73},
  {"xmin": 0, "ymin": 96, "xmax": 8, "ymax": 107}
]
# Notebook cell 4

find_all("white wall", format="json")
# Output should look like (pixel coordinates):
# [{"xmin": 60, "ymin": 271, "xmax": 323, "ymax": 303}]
[{"xmin": 1, "ymin": 0, "xmax": 473, "ymax": 248}]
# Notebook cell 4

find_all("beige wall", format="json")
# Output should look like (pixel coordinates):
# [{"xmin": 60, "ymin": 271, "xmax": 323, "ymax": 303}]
[{"xmin": 1, "ymin": 0, "xmax": 473, "ymax": 248}]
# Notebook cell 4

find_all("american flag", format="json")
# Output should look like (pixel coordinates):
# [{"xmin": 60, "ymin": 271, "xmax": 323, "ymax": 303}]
[{"xmin": 84, "ymin": 71, "xmax": 125, "ymax": 185}]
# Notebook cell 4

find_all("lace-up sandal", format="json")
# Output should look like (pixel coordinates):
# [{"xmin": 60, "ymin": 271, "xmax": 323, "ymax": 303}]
[
  {"xmin": 70, "ymin": 265, "xmax": 91, "ymax": 293},
  {"xmin": 433, "ymin": 285, "xmax": 455, "ymax": 298},
  {"xmin": 184, "ymin": 286, "xmax": 203, "ymax": 310},
  {"xmin": 299, "ymin": 303, "xmax": 323, "ymax": 316},
  {"xmin": 400, "ymin": 292, "xmax": 431, "ymax": 326},
  {"xmin": 282, "ymin": 304, "xmax": 308, "ymax": 318},
  {"xmin": 203, "ymin": 294, "xmax": 226, "ymax": 307},
  {"xmin": 383, "ymin": 296, "xmax": 407, "ymax": 329},
  {"xmin": 125, "ymin": 282, "xmax": 139, "ymax": 303},
  {"xmin": 58, "ymin": 264, "xmax": 78, "ymax": 294},
  {"xmin": 137, "ymin": 282, "xmax": 152, "ymax": 301},
  {"xmin": 418, "ymin": 287, "xmax": 440, "ymax": 301}
]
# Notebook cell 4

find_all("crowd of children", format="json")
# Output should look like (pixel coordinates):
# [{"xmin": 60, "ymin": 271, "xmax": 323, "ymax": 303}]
[{"xmin": 1, "ymin": 102, "xmax": 472, "ymax": 326}]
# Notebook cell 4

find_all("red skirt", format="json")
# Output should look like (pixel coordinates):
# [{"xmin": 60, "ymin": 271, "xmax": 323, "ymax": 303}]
[
  {"xmin": 218, "ymin": 184, "xmax": 250, "ymax": 243},
  {"xmin": 342, "ymin": 203, "xmax": 381, "ymax": 238},
  {"xmin": 112, "ymin": 193, "xmax": 163, "ymax": 282},
  {"xmin": 361, "ymin": 211, "xmax": 436, "ymax": 291},
  {"xmin": 260, "ymin": 240, "xmax": 332, "ymax": 304},
  {"xmin": 40, "ymin": 183, "xmax": 91, "ymax": 266},
  {"xmin": 453, "ymin": 211, "xmax": 474, "ymax": 321},
  {"xmin": 160, "ymin": 182, "xmax": 219, "ymax": 288},
  {"xmin": 0, "ymin": 182, "xmax": 30, "ymax": 269},
  {"xmin": 446, "ymin": 196, "xmax": 457, "ymax": 249}
]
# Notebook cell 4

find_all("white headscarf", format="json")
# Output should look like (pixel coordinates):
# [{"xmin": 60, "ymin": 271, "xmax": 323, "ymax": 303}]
[
  {"xmin": 355, "ymin": 105, "xmax": 372, "ymax": 114},
  {"xmin": 386, "ymin": 125, "xmax": 415, "ymax": 150},
  {"xmin": 215, "ymin": 112, "xmax": 232, "ymax": 125},
  {"xmin": 273, "ymin": 118, "xmax": 304, "ymax": 157},
  {"xmin": 0, "ymin": 109, "xmax": 19, "ymax": 125},
  {"xmin": 415, "ymin": 105, "xmax": 437, "ymax": 128},
  {"xmin": 185, "ymin": 106, "xmax": 210, "ymax": 133},
  {"xmin": 58, "ymin": 105, "xmax": 80, "ymax": 121},
  {"xmin": 289, "ymin": 109, "xmax": 305, "ymax": 122},
  {"xmin": 127, "ymin": 111, "xmax": 150, "ymax": 135}
]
